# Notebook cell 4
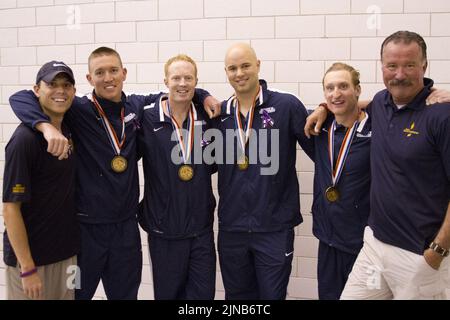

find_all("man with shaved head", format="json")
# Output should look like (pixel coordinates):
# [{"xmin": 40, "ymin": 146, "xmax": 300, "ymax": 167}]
[{"xmin": 214, "ymin": 43, "xmax": 314, "ymax": 299}]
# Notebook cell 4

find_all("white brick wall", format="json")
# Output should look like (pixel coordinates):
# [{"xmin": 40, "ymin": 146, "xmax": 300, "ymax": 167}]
[
  {"xmin": 301, "ymin": 0, "xmax": 350, "ymax": 15},
  {"xmin": 326, "ymin": 15, "xmax": 377, "ymax": 37},
  {"xmin": 204, "ymin": 0, "xmax": 250, "ymax": 18},
  {"xmin": 181, "ymin": 19, "xmax": 226, "ymax": 40},
  {"xmin": 115, "ymin": 1, "xmax": 157, "ymax": 22},
  {"xmin": 1, "ymin": 47, "xmax": 36, "ymax": 66},
  {"xmin": 0, "ymin": 1, "xmax": 17, "ymax": 10},
  {"xmin": 0, "ymin": 28, "xmax": 18, "ymax": 48},
  {"xmin": 159, "ymin": 41, "xmax": 203, "ymax": 61},
  {"xmin": 0, "ymin": 8, "xmax": 35, "ymax": 28},
  {"xmin": 19, "ymin": 26, "xmax": 55, "ymax": 47},
  {"xmin": 227, "ymin": 17, "xmax": 274, "ymax": 39},
  {"xmin": 37, "ymin": 45, "xmax": 76, "ymax": 65},
  {"xmin": 351, "ymin": 0, "xmax": 403, "ymax": 14},
  {"xmin": 55, "ymin": 24, "xmax": 95, "ymax": 44},
  {"xmin": 252, "ymin": 0, "xmax": 300, "ymax": 16},
  {"xmin": 159, "ymin": 0, "xmax": 203, "ymax": 20},
  {"xmin": 0, "ymin": 67, "xmax": 19, "ymax": 85},
  {"xmin": 1, "ymin": 0, "xmax": 449, "ymax": 301},
  {"xmin": 276, "ymin": 16, "xmax": 324, "ymax": 38},
  {"xmin": 137, "ymin": 20, "xmax": 180, "ymax": 42}
]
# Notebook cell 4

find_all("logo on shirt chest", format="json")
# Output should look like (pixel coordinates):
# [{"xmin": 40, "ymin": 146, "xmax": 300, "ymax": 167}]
[
  {"xmin": 403, "ymin": 122, "xmax": 420, "ymax": 137},
  {"xmin": 259, "ymin": 107, "xmax": 276, "ymax": 114},
  {"xmin": 12, "ymin": 184, "xmax": 25, "ymax": 194}
]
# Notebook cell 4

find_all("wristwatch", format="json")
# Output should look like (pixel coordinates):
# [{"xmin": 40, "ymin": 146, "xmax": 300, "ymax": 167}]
[{"xmin": 429, "ymin": 242, "xmax": 450, "ymax": 257}]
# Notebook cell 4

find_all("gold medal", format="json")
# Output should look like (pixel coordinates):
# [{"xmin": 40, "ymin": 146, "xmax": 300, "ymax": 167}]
[
  {"xmin": 325, "ymin": 186, "xmax": 340, "ymax": 202},
  {"xmin": 111, "ymin": 155, "xmax": 128, "ymax": 173},
  {"xmin": 237, "ymin": 155, "xmax": 249, "ymax": 171},
  {"xmin": 178, "ymin": 164, "xmax": 194, "ymax": 181}
]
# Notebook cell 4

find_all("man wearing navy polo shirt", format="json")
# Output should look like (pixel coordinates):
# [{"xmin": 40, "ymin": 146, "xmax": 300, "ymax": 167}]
[
  {"xmin": 215, "ymin": 43, "xmax": 314, "ymax": 299},
  {"xmin": 312, "ymin": 62, "xmax": 371, "ymax": 300},
  {"xmin": 137, "ymin": 54, "xmax": 217, "ymax": 299},
  {"xmin": 338, "ymin": 31, "xmax": 450, "ymax": 299},
  {"xmin": 3, "ymin": 61, "xmax": 79, "ymax": 299}
]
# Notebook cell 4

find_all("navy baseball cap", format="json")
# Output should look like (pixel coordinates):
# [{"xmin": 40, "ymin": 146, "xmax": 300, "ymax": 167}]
[{"xmin": 36, "ymin": 61, "xmax": 75, "ymax": 85}]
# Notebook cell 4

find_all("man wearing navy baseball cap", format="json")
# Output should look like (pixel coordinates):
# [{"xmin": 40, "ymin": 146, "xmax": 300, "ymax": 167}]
[
  {"xmin": 35, "ymin": 61, "xmax": 75, "ymax": 85},
  {"xmin": 2, "ymin": 61, "xmax": 79, "ymax": 299}
]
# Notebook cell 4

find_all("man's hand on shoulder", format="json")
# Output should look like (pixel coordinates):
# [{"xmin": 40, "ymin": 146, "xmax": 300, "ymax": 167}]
[
  {"xmin": 203, "ymin": 95, "xmax": 221, "ymax": 118},
  {"xmin": 426, "ymin": 88, "xmax": 450, "ymax": 105},
  {"xmin": 36, "ymin": 122, "xmax": 70, "ymax": 160},
  {"xmin": 304, "ymin": 104, "xmax": 328, "ymax": 138}
]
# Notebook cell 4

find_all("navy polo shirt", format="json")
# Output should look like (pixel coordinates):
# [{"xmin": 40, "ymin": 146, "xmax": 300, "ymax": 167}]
[
  {"xmin": 137, "ymin": 94, "xmax": 216, "ymax": 239},
  {"xmin": 214, "ymin": 79, "xmax": 314, "ymax": 232},
  {"xmin": 312, "ymin": 113, "xmax": 371, "ymax": 255},
  {"xmin": 368, "ymin": 78, "xmax": 450, "ymax": 255},
  {"xmin": 3, "ymin": 124, "xmax": 80, "ymax": 267}
]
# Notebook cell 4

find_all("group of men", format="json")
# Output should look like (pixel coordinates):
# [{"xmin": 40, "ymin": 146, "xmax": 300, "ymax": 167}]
[{"xmin": 2, "ymin": 30, "xmax": 449, "ymax": 300}]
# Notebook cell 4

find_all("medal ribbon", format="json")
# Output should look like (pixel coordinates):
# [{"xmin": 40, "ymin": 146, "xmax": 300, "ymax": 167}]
[
  {"xmin": 234, "ymin": 87, "xmax": 261, "ymax": 156},
  {"xmin": 328, "ymin": 119, "xmax": 359, "ymax": 187},
  {"xmin": 167, "ymin": 101, "xmax": 195, "ymax": 164},
  {"xmin": 91, "ymin": 94, "xmax": 126, "ymax": 156}
]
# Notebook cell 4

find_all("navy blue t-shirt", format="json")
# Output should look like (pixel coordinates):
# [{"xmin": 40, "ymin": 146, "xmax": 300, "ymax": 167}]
[{"xmin": 3, "ymin": 124, "xmax": 80, "ymax": 267}]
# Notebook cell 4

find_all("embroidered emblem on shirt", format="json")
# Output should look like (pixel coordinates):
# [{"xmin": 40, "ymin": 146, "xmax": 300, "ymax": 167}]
[
  {"xmin": 12, "ymin": 184, "xmax": 25, "ymax": 194},
  {"xmin": 356, "ymin": 131, "xmax": 372, "ymax": 138},
  {"xmin": 403, "ymin": 122, "xmax": 419, "ymax": 137},
  {"xmin": 259, "ymin": 107, "xmax": 275, "ymax": 114},
  {"xmin": 195, "ymin": 120, "xmax": 206, "ymax": 126},
  {"xmin": 124, "ymin": 112, "xmax": 136, "ymax": 123}
]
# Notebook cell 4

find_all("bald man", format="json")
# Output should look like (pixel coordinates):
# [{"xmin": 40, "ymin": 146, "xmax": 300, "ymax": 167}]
[{"xmin": 213, "ymin": 43, "xmax": 314, "ymax": 299}]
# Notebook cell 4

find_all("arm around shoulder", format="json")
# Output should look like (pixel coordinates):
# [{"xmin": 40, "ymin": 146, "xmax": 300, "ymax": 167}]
[
  {"xmin": 36, "ymin": 123, "xmax": 70, "ymax": 160},
  {"xmin": 9, "ymin": 90, "xmax": 50, "ymax": 129}
]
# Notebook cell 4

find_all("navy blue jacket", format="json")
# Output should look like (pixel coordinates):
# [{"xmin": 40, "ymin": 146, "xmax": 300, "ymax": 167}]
[
  {"xmin": 213, "ymin": 80, "xmax": 314, "ymax": 232},
  {"xmin": 10, "ymin": 91, "xmax": 151, "ymax": 224},
  {"xmin": 368, "ymin": 78, "xmax": 450, "ymax": 255},
  {"xmin": 137, "ymin": 94, "xmax": 216, "ymax": 239},
  {"xmin": 312, "ymin": 113, "xmax": 371, "ymax": 255},
  {"xmin": 9, "ymin": 90, "xmax": 210, "ymax": 224}
]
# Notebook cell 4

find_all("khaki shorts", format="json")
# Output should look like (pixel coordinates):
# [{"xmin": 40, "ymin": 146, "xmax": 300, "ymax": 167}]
[
  {"xmin": 6, "ymin": 255, "xmax": 77, "ymax": 300},
  {"xmin": 341, "ymin": 227, "xmax": 449, "ymax": 300}
]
